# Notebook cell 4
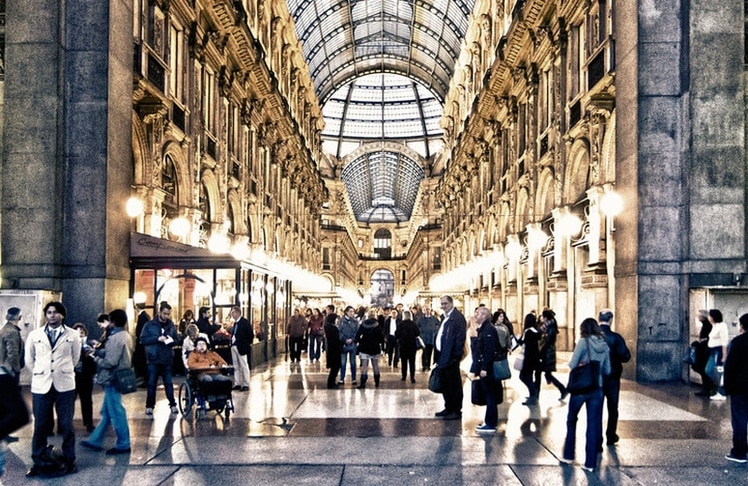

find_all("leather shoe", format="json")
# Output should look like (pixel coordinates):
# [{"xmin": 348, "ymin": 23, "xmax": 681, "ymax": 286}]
[
  {"xmin": 442, "ymin": 412, "xmax": 462, "ymax": 420},
  {"xmin": 434, "ymin": 409, "xmax": 449, "ymax": 417},
  {"xmin": 232, "ymin": 385, "xmax": 241, "ymax": 390},
  {"xmin": 26, "ymin": 465, "xmax": 41, "ymax": 477},
  {"xmin": 106, "ymin": 447, "xmax": 131, "ymax": 455},
  {"xmin": 240, "ymin": 386, "xmax": 249, "ymax": 392},
  {"xmin": 5, "ymin": 435, "xmax": 19, "ymax": 443},
  {"xmin": 606, "ymin": 434, "xmax": 619, "ymax": 445},
  {"xmin": 64, "ymin": 463, "xmax": 78, "ymax": 475}
]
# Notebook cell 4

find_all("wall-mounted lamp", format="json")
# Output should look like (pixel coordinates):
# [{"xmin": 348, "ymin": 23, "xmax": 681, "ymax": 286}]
[
  {"xmin": 600, "ymin": 191, "xmax": 624, "ymax": 217},
  {"xmin": 169, "ymin": 217, "xmax": 190, "ymax": 238},
  {"xmin": 126, "ymin": 197, "xmax": 144, "ymax": 218}
]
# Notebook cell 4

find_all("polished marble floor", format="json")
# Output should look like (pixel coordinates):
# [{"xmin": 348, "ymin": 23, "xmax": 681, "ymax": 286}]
[{"xmin": 3, "ymin": 352, "xmax": 746, "ymax": 485}]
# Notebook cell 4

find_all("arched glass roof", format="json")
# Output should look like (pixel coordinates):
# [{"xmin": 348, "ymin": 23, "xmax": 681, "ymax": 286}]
[
  {"xmin": 321, "ymin": 73, "xmax": 443, "ymax": 160},
  {"xmin": 341, "ymin": 150, "xmax": 424, "ymax": 223},
  {"xmin": 287, "ymin": 0, "xmax": 476, "ymax": 223},
  {"xmin": 287, "ymin": 0, "xmax": 475, "ymax": 104}
]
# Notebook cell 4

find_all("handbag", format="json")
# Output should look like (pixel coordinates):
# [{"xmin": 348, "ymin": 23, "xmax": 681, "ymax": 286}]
[
  {"xmin": 416, "ymin": 336, "xmax": 425, "ymax": 350},
  {"xmin": 114, "ymin": 367, "xmax": 138, "ymax": 394},
  {"xmin": 566, "ymin": 338, "xmax": 600, "ymax": 395},
  {"xmin": 471, "ymin": 378, "xmax": 486, "ymax": 405},
  {"xmin": 492, "ymin": 358, "xmax": 511, "ymax": 380},
  {"xmin": 513, "ymin": 347, "xmax": 525, "ymax": 371},
  {"xmin": 428, "ymin": 367, "xmax": 443, "ymax": 393}
]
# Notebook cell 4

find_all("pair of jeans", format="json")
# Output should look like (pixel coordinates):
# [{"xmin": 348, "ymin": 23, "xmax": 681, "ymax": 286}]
[
  {"xmin": 563, "ymin": 388, "xmax": 604, "ymax": 468},
  {"xmin": 87, "ymin": 385, "xmax": 130, "ymax": 449},
  {"xmin": 705, "ymin": 347, "xmax": 724, "ymax": 393},
  {"xmin": 146, "ymin": 363, "xmax": 176, "ymax": 408},
  {"xmin": 32, "ymin": 388, "xmax": 76, "ymax": 464},
  {"xmin": 730, "ymin": 392, "xmax": 748, "ymax": 459},
  {"xmin": 340, "ymin": 343, "xmax": 357, "ymax": 381},
  {"xmin": 309, "ymin": 335, "xmax": 323, "ymax": 360}
]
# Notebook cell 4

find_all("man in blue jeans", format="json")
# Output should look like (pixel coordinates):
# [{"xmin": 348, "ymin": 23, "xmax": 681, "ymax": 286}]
[
  {"xmin": 598, "ymin": 309, "xmax": 631, "ymax": 445},
  {"xmin": 140, "ymin": 301, "xmax": 179, "ymax": 415}
]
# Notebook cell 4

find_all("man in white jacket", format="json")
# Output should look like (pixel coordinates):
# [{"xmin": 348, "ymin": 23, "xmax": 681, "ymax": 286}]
[{"xmin": 25, "ymin": 302, "xmax": 81, "ymax": 477}]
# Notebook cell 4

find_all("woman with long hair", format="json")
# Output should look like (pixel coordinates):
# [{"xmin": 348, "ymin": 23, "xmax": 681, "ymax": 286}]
[
  {"xmin": 518, "ymin": 313, "xmax": 542, "ymax": 405},
  {"xmin": 356, "ymin": 308, "xmax": 385, "ymax": 388},
  {"xmin": 539, "ymin": 309, "xmax": 568, "ymax": 400},
  {"xmin": 560, "ymin": 318, "xmax": 611, "ymax": 471}
]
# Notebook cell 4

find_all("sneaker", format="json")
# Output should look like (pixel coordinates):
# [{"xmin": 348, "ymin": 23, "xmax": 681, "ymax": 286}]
[
  {"xmin": 475, "ymin": 424, "xmax": 496, "ymax": 434},
  {"xmin": 145, "ymin": 407, "xmax": 154, "ymax": 416},
  {"xmin": 170, "ymin": 405, "xmax": 179, "ymax": 414},
  {"xmin": 559, "ymin": 457, "xmax": 573, "ymax": 465},
  {"xmin": 710, "ymin": 393, "xmax": 727, "ymax": 401},
  {"xmin": 559, "ymin": 390, "xmax": 569, "ymax": 401},
  {"xmin": 725, "ymin": 453, "xmax": 748, "ymax": 464},
  {"xmin": 581, "ymin": 466, "xmax": 595, "ymax": 472},
  {"xmin": 337, "ymin": 380, "xmax": 345, "ymax": 385}
]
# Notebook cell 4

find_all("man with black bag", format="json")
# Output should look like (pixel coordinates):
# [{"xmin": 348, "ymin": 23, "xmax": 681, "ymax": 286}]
[{"xmin": 433, "ymin": 295, "xmax": 467, "ymax": 421}]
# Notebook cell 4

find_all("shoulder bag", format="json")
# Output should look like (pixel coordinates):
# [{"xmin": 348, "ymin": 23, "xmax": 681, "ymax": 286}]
[
  {"xmin": 492, "ymin": 358, "xmax": 512, "ymax": 380},
  {"xmin": 513, "ymin": 346, "xmax": 525, "ymax": 371},
  {"xmin": 428, "ymin": 367, "xmax": 443, "ymax": 393},
  {"xmin": 114, "ymin": 367, "xmax": 138, "ymax": 394},
  {"xmin": 566, "ymin": 338, "xmax": 600, "ymax": 395}
]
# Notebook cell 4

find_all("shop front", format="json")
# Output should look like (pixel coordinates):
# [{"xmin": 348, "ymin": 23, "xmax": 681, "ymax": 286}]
[{"xmin": 129, "ymin": 233, "xmax": 290, "ymax": 371}]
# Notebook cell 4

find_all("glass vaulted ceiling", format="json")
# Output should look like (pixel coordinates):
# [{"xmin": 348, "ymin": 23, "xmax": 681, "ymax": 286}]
[{"xmin": 287, "ymin": 0, "xmax": 476, "ymax": 223}]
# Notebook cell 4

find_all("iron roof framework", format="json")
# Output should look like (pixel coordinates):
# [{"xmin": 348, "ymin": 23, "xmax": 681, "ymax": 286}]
[{"xmin": 287, "ymin": 0, "xmax": 475, "ymax": 223}]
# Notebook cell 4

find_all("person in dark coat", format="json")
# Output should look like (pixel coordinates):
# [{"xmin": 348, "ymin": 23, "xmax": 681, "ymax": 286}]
[
  {"xmin": 395, "ymin": 311, "xmax": 421, "ymax": 383},
  {"xmin": 324, "ymin": 305, "xmax": 342, "ymax": 389},
  {"xmin": 72, "ymin": 323, "xmax": 97, "ymax": 432},
  {"xmin": 692, "ymin": 310, "xmax": 714, "ymax": 396},
  {"xmin": 140, "ymin": 301, "xmax": 179, "ymax": 415},
  {"xmin": 724, "ymin": 313, "xmax": 748, "ymax": 463},
  {"xmin": 355, "ymin": 309, "xmax": 386, "ymax": 388},
  {"xmin": 433, "ymin": 295, "xmax": 467, "ymax": 420},
  {"xmin": 417, "ymin": 306, "xmax": 439, "ymax": 371},
  {"xmin": 195, "ymin": 307, "xmax": 221, "ymax": 343},
  {"xmin": 229, "ymin": 306, "xmax": 253, "ymax": 391},
  {"xmin": 133, "ymin": 303, "xmax": 151, "ymax": 386},
  {"xmin": 598, "ymin": 309, "xmax": 631, "ymax": 445},
  {"xmin": 540, "ymin": 309, "xmax": 568, "ymax": 400},
  {"xmin": 470, "ymin": 306, "xmax": 510, "ymax": 433},
  {"xmin": 519, "ymin": 313, "xmax": 542, "ymax": 405}
]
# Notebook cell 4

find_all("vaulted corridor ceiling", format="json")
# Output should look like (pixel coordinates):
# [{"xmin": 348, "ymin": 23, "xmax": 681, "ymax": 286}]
[{"xmin": 286, "ymin": 0, "xmax": 476, "ymax": 223}]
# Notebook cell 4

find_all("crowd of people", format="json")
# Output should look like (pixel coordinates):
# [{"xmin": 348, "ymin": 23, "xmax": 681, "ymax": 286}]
[{"xmin": 1, "ymin": 298, "xmax": 747, "ymax": 479}]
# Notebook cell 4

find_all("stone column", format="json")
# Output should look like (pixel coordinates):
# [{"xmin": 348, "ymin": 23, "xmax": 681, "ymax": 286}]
[
  {"xmin": 615, "ymin": 0, "xmax": 746, "ymax": 381},
  {"xmin": 1, "ymin": 1, "xmax": 133, "ymax": 322}
]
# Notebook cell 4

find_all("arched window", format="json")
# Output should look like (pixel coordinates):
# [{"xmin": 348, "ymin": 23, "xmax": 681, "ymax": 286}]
[
  {"xmin": 373, "ymin": 228, "xmax": 391, "ymax": 259},
  {"xmin": 161, "ymin": 155, "xmax": 179, "ymax": 240},
  {"xmin": 198, "ymin": 181, "xmax": 210, "ymax": 247}
]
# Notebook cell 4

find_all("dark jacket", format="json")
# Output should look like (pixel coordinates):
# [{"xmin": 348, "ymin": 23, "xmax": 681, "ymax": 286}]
[
  {"xmin": 435, "ymin": 309, "xmax": 467, "ymax": 368},
  {"xmin": 140, "ymin": 317, "xmax": 179, "ymax": 365},
  {"xmin": 231, "ymin": 316, "xmax": 253, "ymax": 356},
  {"xmin": 724, "ymin": 332, "xmax": 748, "ymax": 396},
  {"xmin": 324, "ymin": 314, "xmax": 342, "ymax": 368},
  {"xmin": 520, "ymin": 327, "xmax": 542, "ymax": 372},
  {"xmin": 395, "ymin": 318, "xmax": 420, "ymax": 356},
  {"xmin": 469, "ymin": 319, "xmax": 500, "ymax": 378},
  {"xmin": 540, "ymin": 320, "xmax": 559, "ymax": 372},
  {"xmin": 356, "ymin": 318, "xmax": 385, "ymax": 355},
  {"xmin": 338, "ymin": 315, "xmax": 359, "ymax": 347},
  {"xmin": 600, "ymin": 324, "xmax": 631, "ymax": 380},
  {"xmin": 196, "ymin": 316, "xmax": 221, "ymax": 340},
  {"xmin": 417, "ymin": 315, "xmax": 439, "ymax": 345}
]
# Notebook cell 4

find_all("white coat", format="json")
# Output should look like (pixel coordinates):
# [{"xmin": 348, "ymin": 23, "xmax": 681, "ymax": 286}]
[{"xmin": 25, "ymin": 324, "xmax": 81, "ymax": 394}]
